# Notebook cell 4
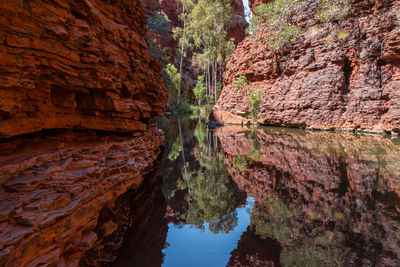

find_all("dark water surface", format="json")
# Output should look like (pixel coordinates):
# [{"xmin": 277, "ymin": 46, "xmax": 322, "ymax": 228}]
[{"xmin": 113, "ymin": 118, "xmax": 400, "ymax": 267}]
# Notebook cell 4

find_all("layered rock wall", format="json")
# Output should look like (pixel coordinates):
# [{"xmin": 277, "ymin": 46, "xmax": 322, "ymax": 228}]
[
  {"xmin": 0, "ymin": 0, "xmax": 168, "ymax": 265},
  {"xmin": 213, "ymin": 0, "xmax": 400, "ymax": 133},
  {"xmin": 0, "ymin": 0, "xmax": 166, "ymax": 138}
]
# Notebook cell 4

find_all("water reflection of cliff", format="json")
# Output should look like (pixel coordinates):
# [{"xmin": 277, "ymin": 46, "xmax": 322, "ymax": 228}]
[{"xmin": 216, "ymin": 126, "xmax": 400, "ymax": 266}]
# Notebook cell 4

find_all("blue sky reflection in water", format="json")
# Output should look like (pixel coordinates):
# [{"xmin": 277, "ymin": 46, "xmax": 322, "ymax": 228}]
[{"xmin": 162, "ymin": 197, "xmax": 255, "ymax": 267}]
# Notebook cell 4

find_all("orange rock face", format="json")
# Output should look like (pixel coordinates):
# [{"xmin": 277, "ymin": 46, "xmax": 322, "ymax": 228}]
[
  {"xmin": 213, "ymin": 0, "xmax": 400, "ymax": 133},
  {"xmin": 0, "ymin": 127, "xmax": 164, "ymax": 266},
  {"xmin": 248, "ymin": 0, "xmax": 273, "ymax": 12},
  {"xmin": 0, "ymin": 0, "xmax": 166, "ymax": 138}
]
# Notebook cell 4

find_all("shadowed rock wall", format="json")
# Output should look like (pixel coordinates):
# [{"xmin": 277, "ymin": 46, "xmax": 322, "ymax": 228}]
[
  {"xmin": 0, "ymin": 128, "xmax": 164, "ymax": 266},
  {"xmin": 0, "ymin": 0, "xmax": 166, "ymax": 138}
]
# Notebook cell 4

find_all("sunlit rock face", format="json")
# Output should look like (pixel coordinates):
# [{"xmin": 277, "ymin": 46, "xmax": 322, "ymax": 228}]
[
  {"xmin": 213, "ymin": 0, "xmax": 400, "ymax": 133},
  {"xmin": 216, "ymin": 126, "xmax": 400, "ymax": 266},
  {"xmin": 248, "ymin": 0, "xmax": 272, "ymax": 12},
  {"xmin": 228, "ymin": 0, "xmax": 249, "ymax": 45},
  {"xmin": 0, "ymin": 0, "xmax": 166, "ymax": 138},
  {"xmin": 0, "ymin": 127, "xmax": 164, "ymax": 266}
]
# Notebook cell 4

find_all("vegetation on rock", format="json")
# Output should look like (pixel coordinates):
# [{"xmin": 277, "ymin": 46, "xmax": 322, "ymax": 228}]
[
  {"xmin": 232, "ymin": 76, "xmax": 264, "ymax": 122},
  {"xmin": 248, "ymin": 0, "xmax": 352, "ymax": 51}
]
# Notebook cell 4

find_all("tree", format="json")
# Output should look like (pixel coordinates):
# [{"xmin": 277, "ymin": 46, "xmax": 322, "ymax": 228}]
[
  {"xmin": 174, "ymin": 0, "xmax": 236, "ymax": 105},
  {"xmin": 162, "ymin": 64, "xmax": 181, "ymax": 106},
  {"xmin": 193, "ymin": 75, "xmax": 207, "ymax": 106},
  {"xmin": 173, "ymin": 0, "xmax": 196, "ymax": 106}
]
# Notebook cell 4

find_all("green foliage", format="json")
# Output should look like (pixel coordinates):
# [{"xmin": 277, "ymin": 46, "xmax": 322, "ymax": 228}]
[
  {"xmin": 148, "ymin": 39, "xmax": 170, "ymax": 66},
  {"xmin": 234, "ymin": 155, "xmax": 248, "ymax": 171},
  {"xmin": 147, "ymin": 13, "xmax": 171, "ymax": 35},
  {"xmin": 315, "ymin": 0, "xmax": 351, "ymax": 22},
  {"xmin": 252, "ymin": 197, "xmax": 301, "ymax": 243},
  {"xmin": 233, "ymin": 75, "xmax": 249, "ymax": 93},
  {"xmin": 193, "ymin": 75, "xmax": 207, "ymax": 105},
  {"xmin": 249, "ymin": 0, "xmax": 304, "ymax": 51},
  {"xmin": 190, "ymin": 103, "xmax": 214, "ymax": 121},
  {"xmin": 249, "ymin": 130, "xmax": 262, "ymax": 160},
  {"xmin": 177, "ymin": 122, "xmax": 241, "ymax": 233},
  {"xmin": 280, "ymin": 246, "xmax": 341, "ymax": 266},
  {"xmin": 174, "ymin": 0, "xmax": 235, "ymax": 103},
  {"xmin": 168, "ymin": 138, "xmax": 182, "ymax": 161},
  {"xmin": 185, "ymin": 0, "xmax": 235, "ymax": 65},
  {"xmin": 248, "ymin": 0, "xmax": 352, "ymax": 51},
  {"xmin": 162, "ymin": 63, "xmax": 181, "ymax": 104},
  {"xmin": 248, "ymin": 88, "xmax": 264, "ymax": 122},
  {"xmin": 232, "ymin": 75, "xmax": 264, "ymax": 122},
  {"xmin": 251, "ymin": 197, "xmax": 342, "ymax": 267},
  {"xmin": 268, "ymin": 23, "xmax": 303, "ymax": 51},
  {"xmin": 176, "ymin": 99, "xmax": 195, "ymax": 114}
]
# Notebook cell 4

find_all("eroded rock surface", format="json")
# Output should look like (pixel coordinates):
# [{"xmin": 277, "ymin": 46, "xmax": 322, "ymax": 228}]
[
  {"xmin": 0, "ymin": 0, "xmax": 166, "ymax": 138},
  {"xmin": 216, "ymin": 126, "xmax": 400, "ymax": 266},
  {"xmin": 0, "ymin": 127, "xmax": 164, "ymax": 266},
  {"xmin": 213, "ymin": 0, "xmax": 400, "ymax": 133}
]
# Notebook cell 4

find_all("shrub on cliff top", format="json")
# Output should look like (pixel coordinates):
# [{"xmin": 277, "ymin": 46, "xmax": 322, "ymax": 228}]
[
  {"xmin": 249, "ymin": 0, "xmax": 305, "ymax": 51},
  {"xmin": 315, "ymin": 0, "xmax": 351, "ymax": 22},
  {"xmin": 249, "ymin": 0, "xmax": 352, "ymax": 51}
]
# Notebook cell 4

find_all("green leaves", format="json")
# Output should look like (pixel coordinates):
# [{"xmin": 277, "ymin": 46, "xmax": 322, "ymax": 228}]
[
  {"xmin": 267, "ymin": 23, "xmax": 303, "ymax": 51},
  {"xmin": 148, "ymin": 39, "xmax": 169, "ymax": 66},
  {"xmin": 162, "ymin": 64, "xmax": 181, "ymax": 105},
  {"xmin": 248, "ymin": 0, "xmax": 352, "ymax": 51},
  {"xmin": 233, "ymin": 75, "xmax": 249, "ymax": 93},
  {"xmin": 249, "ymin": 0, "xmax": 305, "ymax": 51},
  {"xmin": 193, "ymin": 75, "xmax": 207, "ymax": 104},
  {"xmin": 147, "ymin": 13, "xmax": 171, "ymax": 35},
  {"xmin": 249, "ymin": 88, "xmax": 264, "ymax": 122},
  {"xmin": 315, "ymin": 0, "xmax": 351, "ymax": 22}
]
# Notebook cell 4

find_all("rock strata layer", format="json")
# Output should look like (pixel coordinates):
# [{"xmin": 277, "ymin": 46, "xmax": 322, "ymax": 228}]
[
  {"xmin": 0, "ymin": 127, "xmax": 164, "ymax": 266},
  {"xmin": 0, "ymin": 0, "xmax": 166, "ymax": 138},
  {"xmin": 213, "ymin": 0, "xmax": 400, "ymax": 133}
]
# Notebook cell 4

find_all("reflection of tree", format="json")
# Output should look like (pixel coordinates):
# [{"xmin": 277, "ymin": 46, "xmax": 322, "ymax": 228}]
[
  {"xmin": 251, "ymin": 198, "xmax": 342, "ymax": 267},
  {"xmin": 233, "ymin": 129, "xmax": 262, "ymax": 170},
  {"xmin": 177, "ymin": 122, "xmax": 240, "ymax": 234}
]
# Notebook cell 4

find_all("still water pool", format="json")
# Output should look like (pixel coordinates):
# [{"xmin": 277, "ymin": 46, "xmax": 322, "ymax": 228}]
[{"xmin": 114, "ymin": 117, "xmax": 400, "ymax": 267}]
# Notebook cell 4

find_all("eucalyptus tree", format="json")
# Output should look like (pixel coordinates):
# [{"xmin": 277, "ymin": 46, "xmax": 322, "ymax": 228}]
[
  {"xmin": 173, "ymin": 0, "xmax": 196, "ymax": 106},
  {"xmin": 174, "ymin": 0, "xmax": 235, "ymax": 104}
]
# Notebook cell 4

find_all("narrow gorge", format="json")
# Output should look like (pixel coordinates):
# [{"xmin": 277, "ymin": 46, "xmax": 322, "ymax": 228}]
[{"xmin": 0, "ymin": 0, "xmax": 400, "ymax": 266}]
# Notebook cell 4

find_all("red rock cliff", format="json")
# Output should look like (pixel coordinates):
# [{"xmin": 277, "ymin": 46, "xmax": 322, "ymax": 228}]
[
  {"xmin": 0, "ymin": 0, "xmax": 167, "ymax": 138},
  {"xmin": 213, "ymin": 0, "xmax": 400, "ymax": 133},
  {"xmin": 248, "ymin": 0, "xmax": 272, "ymax": 12}
]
